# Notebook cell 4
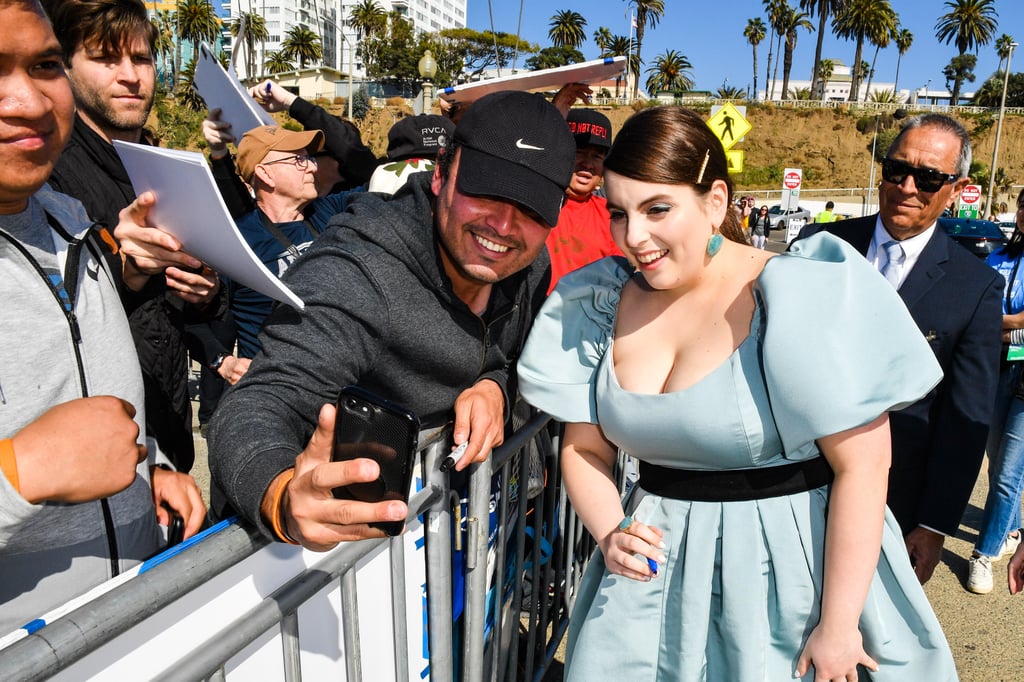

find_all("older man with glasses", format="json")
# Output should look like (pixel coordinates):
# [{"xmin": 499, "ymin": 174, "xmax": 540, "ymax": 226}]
[
  {"xmin": 797, "ymin": 113, "xmax": 1003, "ymax": 586},
  {"xmin": 211, "ymin": 125, "xmax": 354, "ymax": 387}
]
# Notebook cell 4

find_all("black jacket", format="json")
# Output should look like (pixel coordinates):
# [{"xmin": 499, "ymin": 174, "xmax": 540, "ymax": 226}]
[
  {"xmin": 209, "ymin": 173, "xmax": 550, "ymax": 535},
  {"xmin": 48, "ymin": 115, "xmax": 227, "ymax": 471}
]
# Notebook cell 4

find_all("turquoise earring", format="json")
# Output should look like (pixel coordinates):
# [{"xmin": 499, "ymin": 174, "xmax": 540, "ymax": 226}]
[{"xmin": 706, "ymin": 233, "xmax": 724, "ymax": 257}]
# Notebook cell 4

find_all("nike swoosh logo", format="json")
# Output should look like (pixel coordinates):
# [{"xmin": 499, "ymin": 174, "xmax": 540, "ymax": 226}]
[{"xmin": 515, "ymin": 138, "xmax": 544, "ymax": 151}]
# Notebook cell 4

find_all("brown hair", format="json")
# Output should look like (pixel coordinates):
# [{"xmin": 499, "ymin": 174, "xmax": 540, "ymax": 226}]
[
  {"xmin": 604, "ymin": 106, "xmax": 745, "ymax": 244},
  {"xmin": 41, "ymin": 0, "xmax": 156, "ymax": 63}
]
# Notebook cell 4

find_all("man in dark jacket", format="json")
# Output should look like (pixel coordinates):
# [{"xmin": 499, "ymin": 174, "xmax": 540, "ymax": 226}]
[
  {"xmin": 209, "ymin": 91, "xmax": 575, "ymax": 551},
  {"xmin": 41, "ymin": 0, "xmax": 224, "ymax": 472}
]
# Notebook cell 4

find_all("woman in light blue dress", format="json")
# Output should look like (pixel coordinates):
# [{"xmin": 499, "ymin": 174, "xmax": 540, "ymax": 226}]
[{"xmin": 517, "ymin": 107, "xmax": 957, "ymax": 681}]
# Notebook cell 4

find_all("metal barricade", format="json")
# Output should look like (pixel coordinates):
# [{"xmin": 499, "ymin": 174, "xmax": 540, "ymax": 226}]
[{"xmin": 0, "ymin": 406, "xmax": 597, "ymax": 682}]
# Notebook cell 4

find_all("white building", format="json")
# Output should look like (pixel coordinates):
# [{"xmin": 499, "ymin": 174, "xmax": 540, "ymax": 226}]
[
  {"xmin": 223, "ymin": 0, "xmax": 466, "ymax": 82},
  {"xmin": 758, "ymin": 59, "xmax": 973, "ymax": 106}
]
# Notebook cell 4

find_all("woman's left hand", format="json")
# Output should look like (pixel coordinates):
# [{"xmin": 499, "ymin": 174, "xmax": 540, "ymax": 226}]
[{"xmin": 795, "ymin": 624, "xmax": 878, "ymax": 681}]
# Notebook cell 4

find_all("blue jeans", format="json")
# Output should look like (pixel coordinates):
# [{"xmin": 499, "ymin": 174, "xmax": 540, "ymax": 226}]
[{"xmin": 976, "ymin": 363, "xmax": 1024, "ymax": 557}]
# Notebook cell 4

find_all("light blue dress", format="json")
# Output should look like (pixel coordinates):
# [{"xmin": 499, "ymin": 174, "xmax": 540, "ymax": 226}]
[{"xmin": 517, "ymin": 234, "xmax": 958, "ymax": 681}]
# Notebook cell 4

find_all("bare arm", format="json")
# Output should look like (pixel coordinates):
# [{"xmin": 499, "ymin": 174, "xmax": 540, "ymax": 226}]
[
  {"xmin": 795, "ymin": 414, "xmax": 890, "ymax": 680},
  {"xmin": 561, "ymin": 422, "xmax": 663, "ymax": 580}
]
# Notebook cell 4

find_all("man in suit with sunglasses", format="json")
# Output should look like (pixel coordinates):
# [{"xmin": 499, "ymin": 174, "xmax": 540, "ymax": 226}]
[{"xmin": 797, "ymin": 113, "xmax": 1002, "ymax": 585}]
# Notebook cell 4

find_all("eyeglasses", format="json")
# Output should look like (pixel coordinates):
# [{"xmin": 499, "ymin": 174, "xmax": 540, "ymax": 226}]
[
  {"xmin": 261, "ymin": 153, "xmax": 318, "ymax": 171},
  {"xmin": 881, "ymin": 158, "xmax": 958, "ymax": 193}
]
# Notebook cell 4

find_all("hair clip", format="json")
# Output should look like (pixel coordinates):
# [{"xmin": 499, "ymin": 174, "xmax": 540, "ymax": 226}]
[{"xmin": 696, "ymin": 149, "xmax": 711, "ymax": 184}]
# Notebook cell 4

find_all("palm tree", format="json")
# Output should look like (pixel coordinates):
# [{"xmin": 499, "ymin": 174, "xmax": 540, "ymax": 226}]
[
  {"xmin": 717, "ymin": 84, "xmax": 746, "ymax": 99},
  {"xmin": 995, "ymin": 33, "xmax": 1016, "ymax": 74},
  {"xmin": 779, "ymin": 6, "xmax": 814, "ymax": 100},
  {"xmin": 177, "ymin": 0, "xmax": 220, "ymax": 59},
  {"xmin": 152, "ymin": 10, "xmax": 176, "ymax": 91},
  {"xmin": 935, "ymin": 0, "xmax": 999, "ymax": 104},
  {"xmin": 605, "ymin": 35, "xmax": 637, "ymax": 99},
  {"xmin": 593, "ymin": 26, "xmax": 613, "ymax": 54},
  {"xmin": 644, "ymin": 49, "xmax": 693, "ymax": 96},
  {"xmin": 349, "ymin": 0, "xmax": 386, "ymax": 73},
  {"xmin": 863, "ymin": 11, "xmax": 898, "ymax": 98},
  {"xmin": 281, "ymin": 25, "xmax": 322, "ymax": 69},
  {"xmin": 231, "ymin": 11, "xmax": 270, "ymax": 83},
  {"xmin": 763, "ymin": 0, "xmax": 789, "ymax": 99},
  {"xmin": 832, "ymin": 0, "xmax": 895, "ymax": 102},
  {"xmin": 817, "ymin": 57, "xmax": 834, "ymax": 100},
  {"xmin": 625, "ymin": 0, "xmax": 666, "ymax": 100},
  {"xmin": 892, "ymin": 27, "xmax": 913, "ymax": 96},
  {"xmin": 263, "ymin": 50, "xmax": 294, "ymax": 75},
  {"xmin": 744, "ymin": 18, "xmax": 767, "ymax": 100},
  {"xmin": 800, "ymin": 1, "xmax": 849, "ymax": 97},
  {"xmin": 548, "ymin": 10, "xmax": 587, "ymax": 49}
]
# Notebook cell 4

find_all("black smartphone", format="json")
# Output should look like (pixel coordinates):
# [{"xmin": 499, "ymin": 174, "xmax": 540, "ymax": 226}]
[{"xmin": 332, "ymin": 386, "xmax": 420, "ymax": 536}]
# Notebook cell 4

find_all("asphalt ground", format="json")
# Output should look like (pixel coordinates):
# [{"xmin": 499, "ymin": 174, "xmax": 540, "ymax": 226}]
[{"xmin": 187, "ymin": 235, "xmax": 1024, "ymax": 678}]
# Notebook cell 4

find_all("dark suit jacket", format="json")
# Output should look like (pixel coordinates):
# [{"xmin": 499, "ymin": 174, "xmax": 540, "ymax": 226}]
[{"xmin": 797, "ymin": 216, "xmax": 1003, "ymax": 536}]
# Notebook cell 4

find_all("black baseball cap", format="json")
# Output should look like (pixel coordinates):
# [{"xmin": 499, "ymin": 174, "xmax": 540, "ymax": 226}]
[
  {"xmin": 453, "ymin": 91, "xmax": 575, "ymax": 227},
  {"xmin": 567, "ymin": 109, "xmax": 612, "ymax": 149},
  {"xmin": 387, "ymin": 114, "xmax": 455, "ymax": 161}
]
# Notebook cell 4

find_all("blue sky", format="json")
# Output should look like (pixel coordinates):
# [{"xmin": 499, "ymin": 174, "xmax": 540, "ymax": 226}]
[{"xmin": 465, "ymin": 0, "xmax": 1023, "ymax": 96}]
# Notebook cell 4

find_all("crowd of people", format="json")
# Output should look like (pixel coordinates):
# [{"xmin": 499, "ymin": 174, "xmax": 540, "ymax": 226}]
[{"xmin": 2, "ymin": 0, "xmax": 1024, "ymax": 678}]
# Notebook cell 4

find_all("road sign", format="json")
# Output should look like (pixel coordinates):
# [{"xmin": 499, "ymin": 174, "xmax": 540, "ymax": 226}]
[
  {"xmin": 726, "ymin": 149, "xmax": 745, "ymax": 173},
  {"xmin": 707, "ymin": 102, "xmax": 752, "ymax": 151},
  {"xmin": 958, "ymin": 183, "xmax": 982, "ymax": 219},
  {"xmin": 783, "ymin": 170, "xmax": 802, "ymax": 190}
]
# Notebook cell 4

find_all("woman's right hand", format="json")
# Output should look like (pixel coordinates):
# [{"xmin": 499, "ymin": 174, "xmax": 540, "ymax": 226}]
[{"xmin": 599, "ymin": 516, "xmax": 666, "ymax": 581}]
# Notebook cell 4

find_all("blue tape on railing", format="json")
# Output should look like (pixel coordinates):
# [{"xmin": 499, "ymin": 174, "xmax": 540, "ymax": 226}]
[
  {"xmin": 22, "ymin": 619, "xmax": 46, "ymax": 635},
  {"xmin": 138, "ymin": 516, "xmax": 239, "ymax": 573},
  {"xmin": 442, "ymin": 86, "xmax": 455, "ymax": 94},
  {"xmin": 604, "ymin": 57, "xmax": 614, "ymax": 64}
]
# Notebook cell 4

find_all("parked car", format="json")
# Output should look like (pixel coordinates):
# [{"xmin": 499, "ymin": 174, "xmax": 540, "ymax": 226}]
[
  {"xmin": 937, "ymin": 217, "xmax": 1007, "ymax": 258},
  {"xmin": 998, "ymin": 221, "xmax": 1018, "ymax": 239},
  {"xmin": 766, "ymin": 204, "xmax": 812, "ymax": 231}
]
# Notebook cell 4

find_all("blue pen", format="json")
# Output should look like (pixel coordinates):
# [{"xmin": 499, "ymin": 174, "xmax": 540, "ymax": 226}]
[
  {"xmin": 647, "ymin": 557, "xmax": 659, "ymax": 576},
  {"xmin": 265, "ymin": 82, "xmax": 272, "ymax": 95}
]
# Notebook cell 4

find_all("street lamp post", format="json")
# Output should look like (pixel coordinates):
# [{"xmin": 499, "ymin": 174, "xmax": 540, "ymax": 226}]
[
  {"xmin": 418, "ymin": 49, "xmax": 437, "ymax": 113},
  {"xmin": 986, "ymin": 42, "xmax": 1018, "ymax": 219},
  {"xmin": 340, "ymin": 32, "xmax": 355, "ymax": 120},
  {"xmin": 865, "ymin": 114, "xmax": 881, "ymax": 216}
]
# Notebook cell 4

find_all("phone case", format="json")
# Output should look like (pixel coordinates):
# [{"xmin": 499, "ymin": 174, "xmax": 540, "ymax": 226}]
[{"xmin": 332, "ymin": 386, "xmax": 420, "ymax": 536}]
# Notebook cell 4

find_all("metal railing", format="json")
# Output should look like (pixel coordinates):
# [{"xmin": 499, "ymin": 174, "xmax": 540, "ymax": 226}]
[{"xmin": 0, "ymin": 407, "xmax": 594, "ymax": 682}]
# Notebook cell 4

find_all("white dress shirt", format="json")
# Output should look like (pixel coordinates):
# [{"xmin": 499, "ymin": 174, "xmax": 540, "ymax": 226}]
[{"xmin": 867, "ymin": 217, "xmax": 936, "ymax": 290}]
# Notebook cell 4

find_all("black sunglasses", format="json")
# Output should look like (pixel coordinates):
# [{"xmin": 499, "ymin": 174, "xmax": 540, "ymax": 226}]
[{"xmin": 881, "ymin": 158, "xmax": 958, "ymax": 193}]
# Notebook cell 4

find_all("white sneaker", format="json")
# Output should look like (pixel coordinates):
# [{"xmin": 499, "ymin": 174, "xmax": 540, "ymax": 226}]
[
  {"xmin": 999, "ymin": 532, "xmax": 1021, "ymax": 560},
  {"xmin": 967, "ymin": 554, "xmax": 993, "ymax": 594}
]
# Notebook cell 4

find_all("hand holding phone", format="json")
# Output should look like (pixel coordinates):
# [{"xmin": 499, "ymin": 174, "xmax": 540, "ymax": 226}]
[{"xmin": 332, "ymin": 387, "xmax": 419, "ymax": 536}]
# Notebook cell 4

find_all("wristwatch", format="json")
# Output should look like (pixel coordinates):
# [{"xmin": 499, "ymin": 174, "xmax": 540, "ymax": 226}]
[{"xmin": 209, "ymin": 353, "xmax": 229, "ymax": 372}]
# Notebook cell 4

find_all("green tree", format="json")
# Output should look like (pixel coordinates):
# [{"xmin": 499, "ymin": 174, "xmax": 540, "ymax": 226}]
[
  {"xmin": 718, "ymin": 84, "xmax": 746, "ymax": 99},
  {"xmin": 177, "ymin": 57, "xmax": 205, "ymax": 111},
  {"xmin": 152, "ymin": 10, "xmax": 176, "ymax": 91},
  {"xmin": 593, "ymin": 26, "xmax": 613, "ymax": 54},
  {"xmin": 365, "ymin": 12, "xmax": 424, "ymax": 92},
  {"xmin": 548, "ymin": 10, "xmax": 587, "ymax": 49},
  {"xmin": 433, "ymin": 28, "xmax": 536, "ymax": 81},
  {"xmin": 892, "ymin": 27, "xmax": 913, "ymax": 96},
  {"xmin": 863, "ymin": 8, "xmax": 898, "ymax": 98},
  {"xmin": 231, "ymin": 11, "xmax": 270, "ymax": 83},
  {"xmin": 935, "ymin": 0, "xmax": 999, "ymax": 104},
  {"xmin": 282, "ymin": 25, "xmax": 322, "ymax": 69},
  {"xmin": 995, "ymin": 33, "xmax": 1016, "ymax": 74},
  {"xmin": 790, "ymin": 86, "xmax": 814, "ymax": 99},
  {"xmin": 817, "ymin": 57, "xmax": 834, "ymax": 100},
  {"xmin": 832, "ymin": 0, "xmax": 895, "ymax": 102},
  {"xmin": 625, "ymin": 0, "xmax": 666, "ymax": 100},
  {"xmin": 644, "ymin": 49, "xmax": 693, "ymax": 96},
  {"xmin": 868, "ymin": 88, "xmax": 897, "ymax": 103},
  {"xmin": 942, "ymin": 52, "xmax": 978, "ymax": 103},
  {"xmin": 603, "ymin": 35, "xmax": 638, "ymax": 99},
  {"xmin": 744, "ymin": 18, "xmax": 767, "ymax": 100},
  {"xmin": 763, "ymin": 0, "xmax": 789, "ymax": 99},
  {"xmin": 349, "ymin": 0, "xmax": 387, "ymax": 73},
  {"xmin": 779, "ymin": 5, "xmax": 814, "ymax": 100},
  {"xmin": 263, "ymin": 50, "xmax": 294, "ymax": 75},
  {"xmin": 178, "ymin": 0, "xmax": 220, "ymax": 59},
  {"xmin": 800, "ymin": 1, "xmax": 849, "ymax": 97},
  {"xmin": 526, "ymin": 45, "xmax": 584, "ymax": 70}
]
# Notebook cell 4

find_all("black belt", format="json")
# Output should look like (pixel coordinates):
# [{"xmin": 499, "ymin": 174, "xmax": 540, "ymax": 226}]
[{"xmin": 639, "ymin": 456, "xmax": 834, "ymax": 502}]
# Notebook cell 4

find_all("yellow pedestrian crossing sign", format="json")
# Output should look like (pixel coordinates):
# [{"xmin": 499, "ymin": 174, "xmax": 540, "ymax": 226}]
[
  {"xmin": 708, "ymin": 103, "xmax": 751, "ymax": 151},
  {"xmin": 726, "ymin": 150, "xmax": 744, "ymax": 173}
]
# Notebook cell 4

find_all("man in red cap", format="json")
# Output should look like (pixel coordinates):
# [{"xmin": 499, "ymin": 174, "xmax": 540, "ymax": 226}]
[{"xmin": 545, "ymin": 108, "xmax": 622, "ymax": 293}]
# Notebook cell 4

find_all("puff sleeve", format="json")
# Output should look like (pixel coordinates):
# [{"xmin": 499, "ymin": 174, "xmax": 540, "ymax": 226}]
[
  {"xmin": 758, "ymin": 232, "xmax": 943, "ymax": 454},
  {"xmin": 517, "ymin": 257, "xmax": 632, "ymax": 423}
]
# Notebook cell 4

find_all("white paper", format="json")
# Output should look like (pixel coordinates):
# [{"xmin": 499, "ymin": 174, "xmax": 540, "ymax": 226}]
[
  {"xmin": 193, "ymin": 42, "xmax": 274, "ymax": 137},
  {"xmin": 113, "ymin": 141, "xmax": 304, "ymax": 310},
  {"xmin": 438, "ymin": 56, "xmax": 627, "ymax": 103}
]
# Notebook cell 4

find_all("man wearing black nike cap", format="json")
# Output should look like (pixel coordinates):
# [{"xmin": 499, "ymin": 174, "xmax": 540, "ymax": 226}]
[{"xmin": 210, "ymin": 91, "xmax": 576, "ymax": 549}]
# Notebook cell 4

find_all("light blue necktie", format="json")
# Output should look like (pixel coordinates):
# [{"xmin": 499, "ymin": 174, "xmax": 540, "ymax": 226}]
[{"xmin": 881, "ymin": 240, "xmax": 905, "ymax": 288}]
